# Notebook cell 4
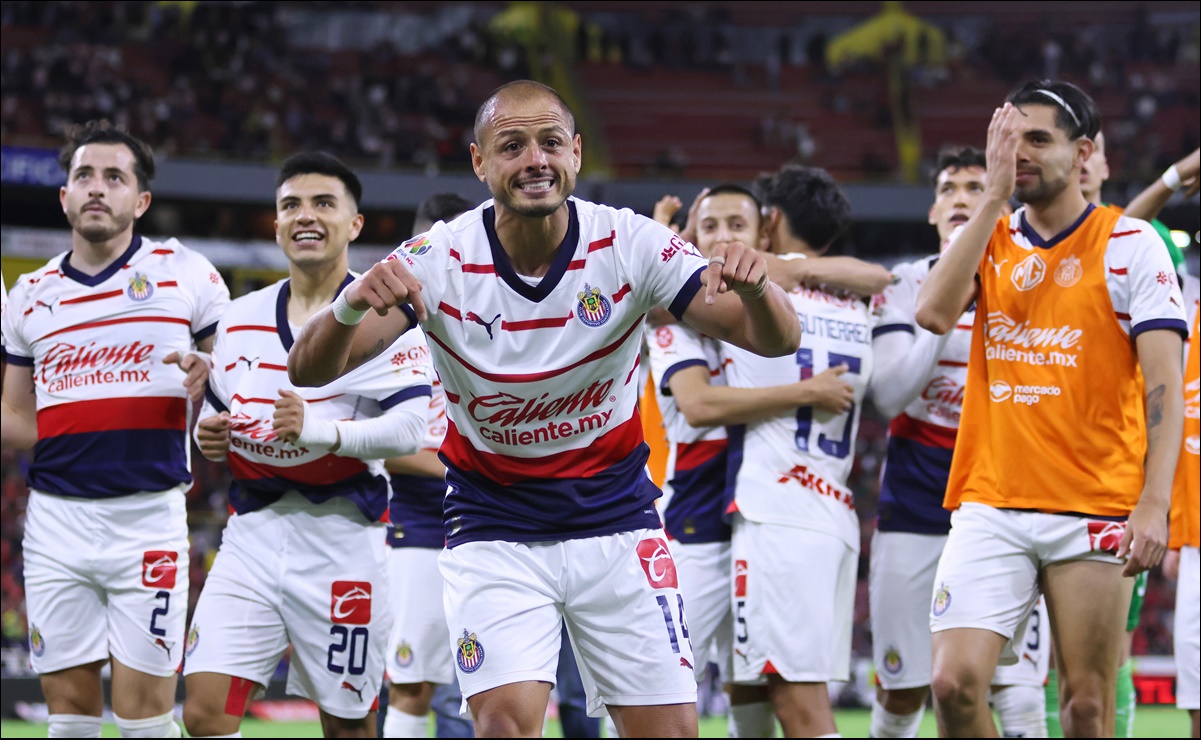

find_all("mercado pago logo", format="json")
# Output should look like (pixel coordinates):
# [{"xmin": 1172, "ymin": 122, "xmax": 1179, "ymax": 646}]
[
  {"xmin": 983, "ymin": 311, "xmax": 1082, "ymax": 368},
  {"xmin": 467, "ymin": 378, "xmax": 617, "ymax": 445},
  {"xmin": 38, "ymin": 340, "xmax": 156, "ymax": 391}
]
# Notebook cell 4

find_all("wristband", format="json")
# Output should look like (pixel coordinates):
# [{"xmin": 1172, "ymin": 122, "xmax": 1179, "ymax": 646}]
[
  {"xmin": 332, "ymin": 292, "xmax": 368, "ymax": 325},
  {"xmin": 1162, "ymin": 164, "xmax": 1183, "ymax": 192}
]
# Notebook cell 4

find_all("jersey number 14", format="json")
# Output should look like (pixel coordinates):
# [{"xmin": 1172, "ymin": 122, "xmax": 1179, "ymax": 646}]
[{"xmin": 795, "ymin": 349, "xmax": 860, "ymax": 459}]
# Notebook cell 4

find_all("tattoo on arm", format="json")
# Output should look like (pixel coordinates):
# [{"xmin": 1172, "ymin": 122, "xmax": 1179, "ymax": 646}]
[
  {"xmin": 1146, "ymin": 384, "xmax": 1165, "ymax": 430},
  {"xmin": 355, "ymin": 339, "xmax": 386, "ymax": 365}
]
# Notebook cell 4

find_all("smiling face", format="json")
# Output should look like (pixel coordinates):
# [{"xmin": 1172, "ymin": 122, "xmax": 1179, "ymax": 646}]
[
  {"xmin": 470, "ymin": 91, "xmax": 581, "ymax": 218},
  {"xmin": 929, "ymin": 165, "xmax": 986, "ymax": 245},
  {"xmin": 695, "ymin": 192, "xmax": 764, "ymax": 258},
  {"xmin": 1011, "ymin": 103, "xmax": 1093, "ymax": 206},
  {"xmin": 59, "ymin": 143, "xmax": 151, "ymax": 244},
  {"xmin": 274, "ymin": 173, "xmax": 363, "ymax": 266}
]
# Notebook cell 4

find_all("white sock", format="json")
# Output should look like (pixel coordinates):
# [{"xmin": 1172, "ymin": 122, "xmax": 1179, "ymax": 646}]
[
  {"xmin": 383, "ymin": 708, "xmax": 428, "ymax": 737},
  {"xmin": 730, "ymin": 701, "xmax": 775, "ymax": 737},
  {"xmin": 49, "ymin": 714, "xmax": 103, "ymax": 738},
  {"xmin": 604, "ymin": 713, "xmax": 619, "ymax": 737},
  {"xmin": 114, "ymin": 711, "xmax": 181, "ymax": 738},
  {"xmin": 870, "ymin": 699, "xmax": 924, "ymax": 738},
  {"xmin": 816, "ymin": 734, "xmax": 842, "ymax": 738},
  {"xmin": 991, "ymin": 684, "xmax": 1048, "ymax": 738}
]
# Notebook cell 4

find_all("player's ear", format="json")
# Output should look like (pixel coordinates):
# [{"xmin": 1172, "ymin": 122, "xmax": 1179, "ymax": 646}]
[
  {"xmin": 1075, "ymin": 137, "xmax": 1095, "ymax": 171},
  {"xmin": 134, "ymin": 190, "xmax": 152, "ymax": 219},
  {"xmin": 470, "ymin": 142, "xmax": 486, "ymax": 182},
  {"xmin": 572, "ymin": 133, "xmax": 583, "ymax": 173},
  {"xmin": 928, "ymin": 203, "xmax": 937, "ymax": 227},
  {"xmin": 59, "ymin": 186, "xmax": 68, "ymax": 214},
  {"xmin": 348, "ymin": 213, "xmax": 365, "ymax": 243}
]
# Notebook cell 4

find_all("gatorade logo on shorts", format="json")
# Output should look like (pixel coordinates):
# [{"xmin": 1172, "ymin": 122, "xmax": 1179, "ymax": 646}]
[
  {"xmin": 1087, "ymin": 521, "xmax": 1126, "ymax": 553},
  {"xmin": 142, "ymin": 551, "xmax": 178, "ymax": 589},
  {"xmin": 734, "ymin": 560, "xmax": 748, "ymax": 598},
  {"xmin": 330, "ymin": 581, "xmax": 372, "ymax": 625},
  {"xmin": 636, "ymin": 538, "xmax": 679, "ymax": 589}
]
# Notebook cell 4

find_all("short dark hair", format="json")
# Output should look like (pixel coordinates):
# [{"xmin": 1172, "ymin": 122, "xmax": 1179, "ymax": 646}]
[
  {"xmin": 58, "ymin": 120, "xmax": 156, "ymax": 192},
  {"xmin": 276, "ymin": 152, "xmax": 363, "ymax": 209},
  {"xmin": 932, "ymin": 145, "xmax": 986, "ymax": 185},
  {"xmin": 1006, "ymin": 80, "xmax": 1101, "ymax": 141},
  {"xmin": 753, "ymin": 165, "xmax": 851, "ymax": 252},
  {"xmin": 416, "ymin": 193, "xmax": 475, "ymax": 226},
  {"xmin": 474, "ymin": 80, "xmax": 576, "ymax": 143}
]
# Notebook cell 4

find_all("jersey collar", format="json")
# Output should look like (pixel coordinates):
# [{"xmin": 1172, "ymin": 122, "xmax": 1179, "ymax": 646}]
[
  {"xmin": 1019, "ymin": 203, "xmax": 1095, "ymax": 249},
  {"xmin": 482, "ymin": 199, "xmax": 580, "ymax": 303},
  {"xmin": 61, "ymin": 234, "xmax": 142, "ymax": 287},
  {"xmin": 276, "ymin": 272, "xmax": 356, "ymax": 351}
]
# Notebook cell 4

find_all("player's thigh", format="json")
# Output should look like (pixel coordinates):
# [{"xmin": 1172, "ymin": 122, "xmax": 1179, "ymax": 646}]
[
  {"xmin": 320, "ymin": 708, "xmax": 378, "ymax": 738},
  {"xmin": 1176, "ymin": 547, "xmax": 1201, "ymax": 711},
  {"xmin": 23, "ymin": 490, "xmax": 111, "ymax": 675},
  {"xmin": 671, "ymin": 540, "xmax": 732, "ymax": 681},
  {"xmin": 282, "ymin": 506, "xmax": 393, "ymax": 720},
  {"xmin": 467, "ymin": 681, "xmax": 553, "ymax": 737},
  {"xmin": 992, "ymin": 597, "xmax": 1050, "ymax": 688},
  {"xmin": 562, "ymin": 529, "xmax": 698, "ymax": 718},
  {"xmin": 930, "ymin": 504, "xmax": 1040, "ymax": 651},
  {"xmin": 38, "ymin": 661, "xmax": 106, "ymax": 716},
  {"xmin": 109, "ymin": 657, "xmax": 178, "ymax": 720},
  {"xmin": 101, "ymin": 490, "xmax": 190, "ymax": 681},
  {"xmin": 439, "ymin": 539, "xmax": 564, "ymax": 716},
  {"xmin": 184, "ymin": 672, "xmax": 264, "ymax": 737},
  {"xmin": 385, "ymin": 545, "xmax": 454, "ymax": 686},
  {"xmin": 870, "ymin": 530, "xmax": 946, "ymax": 691},
  {"xmin": 609, "ymin": 701, "xmax": 698, "ymax": 738},
  {"xmin": 1041, "ymin": 559, "xmax": 1129, "ymax": 692}
]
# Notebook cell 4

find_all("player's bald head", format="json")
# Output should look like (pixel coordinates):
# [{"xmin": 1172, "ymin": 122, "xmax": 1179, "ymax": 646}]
[{"xmin": 473, "ymin": 80, "xmax": 576, "ymax": 145}]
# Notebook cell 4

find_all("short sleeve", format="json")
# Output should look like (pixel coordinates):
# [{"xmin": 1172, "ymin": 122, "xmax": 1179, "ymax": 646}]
[
  {"xmin": 647, "ymin": 323, "xmax": 709, "ymax": 397},
  {"xmin": 180, "ymin": 245, "xmax": 231, "ymax": 342},
  {"xmin": 383, "ymin": 228, "xmax": 451, "ymax": 322},
  {"xmin": 618, "ymin": 212, "xmax": 709, "ymax": 320},
  {"xmin": 1124, "ymin": 229, "xmax": 1188, "ymax": 339},
  {"xmin": 1, "ymin": 277, "xmax": 33, "ymax": 364},
  {"xmin": 344, "ymin": 324, "xmax": 434, "ymax": 410},
  {"xmin": 873, "ymin": 260, "xmax": 921, "ymax": 338}
]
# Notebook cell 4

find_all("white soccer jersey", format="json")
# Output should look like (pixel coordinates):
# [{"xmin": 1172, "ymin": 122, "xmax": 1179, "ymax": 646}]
[
  {"xmin": 873, "ymin": 255, "xmax": 972, "ymax": 535},
  {"xmin": 646, "ymin": 323, "xmax": 730, "ymax": 544},
  {"xmin": 385, "ymin": 197, "xmax": 708, "ymax": 546},
  {"xmin": 722, "ymin": 285, "xmax": 875, "ymax": 548},
  {"xmin": 203, "ymin": 276, "xmax": 433, "ymax": 522},
  {"xmin": 2, "ymin": 236, "xmax": 229, "ymax": 497}
]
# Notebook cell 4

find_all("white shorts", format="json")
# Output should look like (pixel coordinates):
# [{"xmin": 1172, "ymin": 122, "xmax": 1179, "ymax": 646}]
[
  {"xmin": 731, "ymin": 516, "xmax": 857, "ymax": 684},
  {"xmin": 24, "ymin": 487, "xmax": 189, "ymax": 676},
  {"xmin": 1176, "ymin": 547, "xmax": 1200, "ymax": 710},
  {"xmin": 385, "ymin": 545, "xmax": 453, "ymax": 686},
  {"xmin": 931, "ymin": 503, "xmax": 1124, "ymax": 664},
  {"xmin": 183, "ymin": 494, "xmax": 392, "ymax": 719},
  {"xmin": 991, "ymin": 597, "xmax": 1050, "ymax": 687},
  {"xmin": 869, "ymin": 531, "xmax": 946, "ymax": 690},
  {"xmin": 439, "ymin": 528, "xmax": 697, "ymax": 718},
  {"xmin": 670, "ymin": 540, "xmax": 733, "ymax": 681}
]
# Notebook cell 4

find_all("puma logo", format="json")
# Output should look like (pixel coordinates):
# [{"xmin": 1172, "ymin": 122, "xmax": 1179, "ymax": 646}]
[
  {"xmin": 988, "ymin": 256, "xmax": 1008, "ymax": 278},
  {"xmin": 237, "ymin": 356, "xmax": 258, "ymax": 371},
  {"xmin": 465, "ymin": 312, "xmax": 501, "ymax": 340},
  {"xmin": 340, "ymin": 681, "xmax": 365, "ymax": 701}
]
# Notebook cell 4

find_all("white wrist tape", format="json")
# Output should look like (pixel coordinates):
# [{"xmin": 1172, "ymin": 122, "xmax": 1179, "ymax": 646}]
[
  {"xmin": 296, "ymin": 401, "xmax": 339, "ymax": 448},
  {"xmin": 1162, "ymin": 164, "xmax": 1183, "ymax": 192},
  {"xmin": 332, "ymin": 292, "xmax": 368, "ymax": 325}
]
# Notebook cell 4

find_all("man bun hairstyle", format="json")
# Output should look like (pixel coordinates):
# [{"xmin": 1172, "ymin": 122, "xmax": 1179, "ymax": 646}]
[
  {"xmin": 58, "ymin": 119, "xmax": 156, "ymax": 192},
  {"xmin": 1007, "ymin": 80, "xmax": 1101, "ymax": 141}
]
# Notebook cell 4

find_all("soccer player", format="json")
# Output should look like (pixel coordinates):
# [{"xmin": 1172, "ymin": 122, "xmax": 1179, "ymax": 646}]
[
  {"xmin": 0, "ymin": 120, "xmax": 228, "ymax": 739},
  {"xmin": 1168, "ymin": 265, "xmax": 1200, "ymax": 738},
  {"xmin": 382, "ymin": 193, "xmax": 474, "ymax": 740},
  {"xmin": 182, "ymin": 152, "xmax": 434, "ymax": 738},
  {"xmin": 915, "ymin": 81, "xmax": 1187, "ymax": 737},
  {"xmin": 869, "ymin": 145, "xmax": 1049, "ymax": 738},
  {"xmin": 288, "ymin": 80, "xmax": 801, "ymax": 738},
  {"xmin": 649, "ymin": 180, "xmax": 884, "ymax": 739},
  {"xmin": 716, "ymin": 165, "xmax": 877, "ymax": 738}
]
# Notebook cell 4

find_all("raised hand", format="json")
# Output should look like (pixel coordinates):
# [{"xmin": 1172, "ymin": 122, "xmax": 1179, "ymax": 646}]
[
  {"xmin": 345, "ymin": 258, "xmax": 428, "ymax": 321},
  {"xmin": 704, "ymin": 240, "xmax": 770, "ymax": 304}
]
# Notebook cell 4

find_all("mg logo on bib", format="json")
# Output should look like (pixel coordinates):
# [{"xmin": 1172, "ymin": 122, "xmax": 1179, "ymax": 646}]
[
  {"xmin": 1010, "ymin": 254, "xmax": 1046, "ymax": 292},
  {"xmin": 142, "ymin": 551, "xmax": 178, "ymax": 589},
  {"xmin": 636, "ymin": 538, "xmax": 679, "ymax": 589},
  {"xmin": 330, "ymin": 581, "xmax": 372, "ymax": 625}
]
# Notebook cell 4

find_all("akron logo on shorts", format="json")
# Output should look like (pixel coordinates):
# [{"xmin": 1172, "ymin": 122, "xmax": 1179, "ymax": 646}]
[
  {"xmin": 331, "ymin": 581, "xmax": 372, "ymax": 625},
  {"xmin": 576, "ymin": 283, "xmax": 612, "ymax": 328},
  {"xmin": 883, "ymin": 646, "xmax": 903, "ymax": 674},
  {"xmin": 395, "ymin": 640, "xmax": 414, "ymax": 668},
  {"xmin": 456, "ymin": 629, "xmax": 485, "ymax": 673},
  {"xmin": 401, "ymin": 235, "xmax": 434, "ymax": 257},
  {"xmin": 127, "ymin": 272, "xmax": 154, "ymax": 301},
  {"xmin": 142, "ymin": 551, "xmax": 178, "ymax": 589},
  {"xmin": 185, "ymin": 624, "xmax": 200, "ymax": 657},
  {"xmin": 30, "ymin": 625, "xmax": 45, "ymax": 657},
  {"xmin": 636, "ymin": 538, "xmax": 679, "ymax": 590},
  {"xmin": 932, "ymin": 582, "xmax": 952, "ymax": 617}
]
